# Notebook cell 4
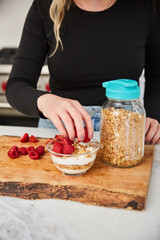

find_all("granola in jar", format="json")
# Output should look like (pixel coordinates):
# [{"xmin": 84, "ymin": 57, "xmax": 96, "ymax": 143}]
[
  {"xmin": 101, "ymin": 79, "xmax": 146, "ymax": 168},
  {"xmin": 100, "ymin": 107, "xmax": 145, "ymax": 167}
]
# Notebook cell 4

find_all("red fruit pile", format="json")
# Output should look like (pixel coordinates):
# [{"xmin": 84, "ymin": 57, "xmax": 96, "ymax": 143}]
[
  {"xmin": 8, "ymin": 145, "xmax": 45, "ymax": 160},
  {"xmin": 50, "ymin": 127, "xmax": 91, "ymax": 156},
  {"xmin": 51, "ymin": 135, "xmax": 75, "ymax": 155},
  {"xmin": 20, "ymin": 133, "xmax": 38, "ymax": 143}
]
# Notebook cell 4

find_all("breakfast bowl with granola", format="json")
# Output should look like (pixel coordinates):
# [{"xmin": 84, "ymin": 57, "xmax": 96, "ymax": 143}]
[{"xmin": 47, "ymin": 128, "xmax": 100, "ymax": 176}]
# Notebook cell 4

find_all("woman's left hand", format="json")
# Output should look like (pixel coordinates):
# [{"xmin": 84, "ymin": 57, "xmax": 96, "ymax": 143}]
[{"xmin": 145, "ymin": 117, "xmax": 160, "ymax": 144}]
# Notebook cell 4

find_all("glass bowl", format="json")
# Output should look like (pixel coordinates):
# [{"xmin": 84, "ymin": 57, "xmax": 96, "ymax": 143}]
[{"xmin": 47, "ymin": 139, "xmax": 100, "ymax": 176}]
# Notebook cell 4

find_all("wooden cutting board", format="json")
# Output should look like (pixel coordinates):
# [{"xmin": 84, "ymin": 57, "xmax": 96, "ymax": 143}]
[{"xmin": 0, "ymin": 135, "xmax": 155, "ymax": 211}]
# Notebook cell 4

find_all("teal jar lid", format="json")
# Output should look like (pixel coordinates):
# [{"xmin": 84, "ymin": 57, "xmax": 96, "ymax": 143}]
[{"xmin": 102, "ymin": 79, "xmax": 140, "ymax": 100}]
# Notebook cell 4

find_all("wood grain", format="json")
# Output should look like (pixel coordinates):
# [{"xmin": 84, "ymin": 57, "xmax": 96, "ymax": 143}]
[{"xmin": 0, "ymin": 135, "xmax": 155, "ymax": 211}]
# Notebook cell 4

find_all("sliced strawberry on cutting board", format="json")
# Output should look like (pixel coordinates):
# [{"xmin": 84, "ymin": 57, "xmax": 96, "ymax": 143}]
[
  {"xmin": 29, "ymin": 135, "xmax": 38, "ymax": 142},
  {"xmin": 20, "ymin": 133, "xmax": 29, "ymax": 143}
]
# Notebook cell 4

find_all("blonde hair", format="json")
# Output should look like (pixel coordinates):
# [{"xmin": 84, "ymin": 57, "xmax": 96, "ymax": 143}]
[{"xmin": 50, "ymin": 0, "xmax": 72, "ymax": 55}]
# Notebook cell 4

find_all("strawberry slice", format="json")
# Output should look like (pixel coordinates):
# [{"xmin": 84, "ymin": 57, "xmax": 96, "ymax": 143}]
[
  {"xmin": 53, "ymin": 142, "xmax": 63, "ymax": 148},
  {"xmin": 8, "ymin": 148, "xmax": 19, "ymax": 159},
  {"xmin": 18, "ymin": 147, "xmax": 27, "ymax": 155},
  {"xmin": 20, "ymin": 133, "xmax": 29, "ymax": 143},
  {"xmin": 36, "ymin": 146, "xmax": 45, "ymax": 155},
  {"xmin": 28, "ymin": 150, "xmax": 40, "ymax": 160},
  {"xmin": 62, "ymin": 137, "xmax": 74, "ymax": 145},
  {"xmin": 83, "ymin": 127, "xmax": 91, "ymax": 143},
  {"xmin": 52, "ymin": 145, "xmax": 63, "ymax": 157},
  {"xmin": 55, "ymin": 135, "xmax": 64, "ymax": 141},
  {"xmin": 29, "ymin": 135, "xmax": 38, "ymax": 142},
  {"xmin": 27, "ymin": 146, "xmax": 35, "ymax": 153},
  {"xmin": 63, "ymin": 144, "xmax": 75, "ymax": 154}
]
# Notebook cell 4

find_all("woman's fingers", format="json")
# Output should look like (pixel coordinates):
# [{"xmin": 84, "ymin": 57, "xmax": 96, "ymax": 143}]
[
  {"xmin": 150, "ymin": 124, "xmax": 160, "ymax": 144},
  {"xmin": 58, "ymin": 109, "xmax": 76, "ymax": 140},
  {"xmin": 71, "ymin": 100, "xmax": 94, "ymax": 139},
  {"xmin": 145, "ymin": 118, "xmax": 160, "ymax": 144},
  {"xmin": 64, "ymin": 102, "xmax": 85, "ymax": 141},
  {"xmin": 145, "ymin": 117, "xmax": 151, "ymax": 135},
  {"xmin": 37, "ymin": 94, "xmax": 94, "ymax": 140},
  {"xmin": 49, "ymin": 113, "xmax": 68, "ymax": 137}
]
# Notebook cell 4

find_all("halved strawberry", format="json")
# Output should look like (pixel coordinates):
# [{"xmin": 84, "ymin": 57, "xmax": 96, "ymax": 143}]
[
  {"xmin": 52, "ymin": 145, "xmax": 63, "ymax": 157},
  {"xmin": 20, "ymin": 133, "xmax": 29, "ymax": 143},
  {"xmin": 18, "ymin": 147, "xmax": 27, "ymax": 155},
  {"xmin": 62, "ymin": 137, "xmax": 74, "ymax": 145},
  {"xmin": 63, "ymin": 144, "xmax": 75, "ymax": 154},
  {"xmin": 55, "ymin": 135, "xmax": 64, "ymax": 141},
  {"xmin": 28, "ymin": 150, "xmax": 40, "ymax": 160},
  {"xmin": 46, "ymin": 139, "xmax": 56, "ymax": 144},
  {"xmin": 36, "ymin": 146, "xmax": 45, "ymax": 155},
  {"xmin": 53, "ymin": 142, "xmax": 63, "ymax": 148},
  {"xmin": 29, "ymin": 135, "xmax": 38, "ymax": 142}
]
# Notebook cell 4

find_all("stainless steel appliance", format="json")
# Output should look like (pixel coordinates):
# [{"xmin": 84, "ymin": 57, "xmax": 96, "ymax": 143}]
[{"xmin": 0, "ymin": 48, "xmax": 50, "ymax": 126}]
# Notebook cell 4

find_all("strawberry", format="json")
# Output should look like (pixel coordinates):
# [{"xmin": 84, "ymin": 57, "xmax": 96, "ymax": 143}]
[
  {"xmin": 18, "ymin": 147, "xmax": 27, "ymax": 155},
  {"xmin": 29, "ymin": 135, "xmax": 38, "ymax": 142},
  {"xmin": 8, "ymin": 148, "xmax": 19, "ymax": 159},
  {"xmin": 53, "ymin": 142, "xmax": 63, "ymax": 148},
  {"xmin": 20, "ymin": 133, "xmax": 29, "ymax": 143},
  {"xmin": 52, "ymin": 145, "xmax": 63, "ymax": 157},
  {"xmin": 55, "ymin": 135, "xmax": 64, "ymax": 141},
  {"xmin": 11, "ymin": 145, "xmax": 19, "ymax": 151},
  {"xmin": 62, "ymin": 137, "xmax": 74, "ymax": 145},
  {"xmin": 36, "ymin": 146, "xmax": 45, "ymax": 155},
  {"xmin": 46, "ymin": 139, "xmax": 56, "ymax": 144},
  {"xmin": 28, "ymin": 150, "xmax": 40, "ymax": 160},
  {"xmin": 63, "ymin": 144, "xmax": 75, "ymax": 154},
  {"xmin": 27, "ymin": 146, "xmax": 35, "ymax": 153},
  {"xmin": 83, "ymin": 127, "xmax": 91, "ymax": 143}
]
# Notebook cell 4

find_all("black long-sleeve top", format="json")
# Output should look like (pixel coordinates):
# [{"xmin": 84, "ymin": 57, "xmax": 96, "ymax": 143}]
[{"xmin": 6, "ymin": 0, "xmax": 160, "ymax": 121}]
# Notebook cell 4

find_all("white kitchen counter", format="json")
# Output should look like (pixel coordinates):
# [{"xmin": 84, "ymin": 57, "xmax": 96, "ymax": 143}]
[{"xmin": 0, "ymin": 125, "xmax": 160, "ymax": 240}]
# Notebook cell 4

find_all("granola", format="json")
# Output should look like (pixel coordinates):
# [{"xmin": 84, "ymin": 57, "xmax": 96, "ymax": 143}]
[{"xmin": 100, "ymin": 107, "xmax": 145, "ymax": 168}]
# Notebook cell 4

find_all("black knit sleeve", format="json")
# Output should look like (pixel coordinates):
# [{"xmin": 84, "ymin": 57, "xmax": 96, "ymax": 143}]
[
  {"xmin": 6, "ymin": 0, "xmax": 49, "ymax": 117},
  {"xmin": 144, "ymin": 2, "xmax": 160, "ymax": 122}
]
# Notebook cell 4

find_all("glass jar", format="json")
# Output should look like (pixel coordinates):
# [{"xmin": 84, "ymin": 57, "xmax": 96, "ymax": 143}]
[{"xmin": 100, "ymin": 79, "xmax": 146, "ymax": 168}]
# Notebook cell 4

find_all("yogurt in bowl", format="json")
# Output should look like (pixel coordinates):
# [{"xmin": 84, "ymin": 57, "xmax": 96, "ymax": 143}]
[{"xmin": 47, "ymin": 139, "xmax": 100, "ymax": 176}]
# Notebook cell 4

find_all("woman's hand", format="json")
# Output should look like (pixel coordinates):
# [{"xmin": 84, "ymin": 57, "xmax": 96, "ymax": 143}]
[
  {"xmin": 37, "ymin": 93, "xmax": 93, "ymax": 141},
  {"xmin": 145, "ymin": 117, "xmax": 160, "ymax": 144}
]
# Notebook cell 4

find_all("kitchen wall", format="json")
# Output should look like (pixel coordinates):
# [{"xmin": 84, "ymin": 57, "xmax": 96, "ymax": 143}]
[{"xmin": 0, "ymin": 0, "xmax": 32, "ymax": 49}]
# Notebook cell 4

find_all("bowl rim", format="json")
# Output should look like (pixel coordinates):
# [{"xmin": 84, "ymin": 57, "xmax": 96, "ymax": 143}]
[{"xmin": 46, "ymin": 138, "xmax": 100, "ymax": 157}]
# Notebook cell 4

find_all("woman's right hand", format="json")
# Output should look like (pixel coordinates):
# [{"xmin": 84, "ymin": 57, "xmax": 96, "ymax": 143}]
[{"xmin": 37, "ymin": 93, "xmax": 93, "ymax": 141}]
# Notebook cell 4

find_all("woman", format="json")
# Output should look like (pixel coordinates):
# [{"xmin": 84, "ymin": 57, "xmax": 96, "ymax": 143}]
[{"xmin": 6, "ymin": 0, "xmax": 160, "ymax": 144}]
